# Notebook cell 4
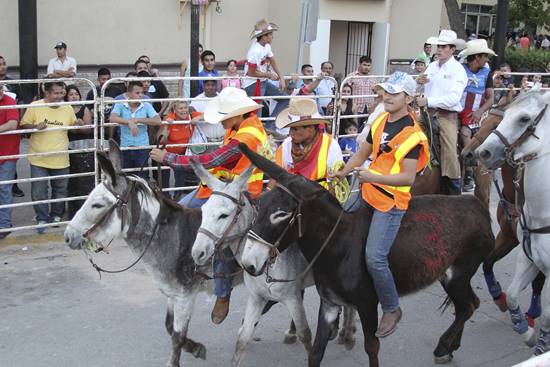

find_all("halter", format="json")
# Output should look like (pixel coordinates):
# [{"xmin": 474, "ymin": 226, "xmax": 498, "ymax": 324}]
[
  {"xmin": 195, "ymin": 190, "xmax": 253, "ymax": 280},
  {"xmin": 491, "ymin": 104, "xmax": 548, "ymax": 167}
]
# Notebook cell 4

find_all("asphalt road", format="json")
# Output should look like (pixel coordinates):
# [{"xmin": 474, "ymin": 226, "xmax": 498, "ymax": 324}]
[{"xmin": 0, "ymin": 176, "xmax": 541, "ymax": 367}]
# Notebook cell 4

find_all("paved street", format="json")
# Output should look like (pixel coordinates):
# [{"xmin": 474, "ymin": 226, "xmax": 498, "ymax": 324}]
[{"xmin": 0, "ymin": 176, "xmax": 541, "ymax": 367}]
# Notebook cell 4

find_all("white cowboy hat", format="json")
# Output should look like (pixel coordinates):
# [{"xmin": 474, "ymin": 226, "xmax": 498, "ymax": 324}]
[
  {"xmin": 203, "ymin": 87, "xmax": 262, "ymax": 124},
  {"xmin": 250, "ymin": 19, "xmax": 279, "ymax": 40},
  {"xmin": 458, "ymin": 39, "xmax": 497, "ymax": 57},
  {"xmin": 426, "ymin": 30, "xmax": 467, "ymax": 50},
  {"xmin": 275, "ymin": 98, "xmax": 327, "ymax": 129}
]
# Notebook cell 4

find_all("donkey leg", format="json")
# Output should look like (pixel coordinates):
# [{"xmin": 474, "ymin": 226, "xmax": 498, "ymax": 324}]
[
  {"xmin": 284, "ymin": 319, "xmax": 297, "ymax": 344},
  {"xmin": 507, "ymin": 251, "xmax": 539, "ymax": 348},
  {"xmin": 483, "ymin": 249, "xmax": 508, "ymax": 312},
  {"xmin": 309, "ymin": 299, "xmax": 341, "ymax": 367},
  {"xmin": 526, "ymin": 271, "xmax": 545, "ymax": 327},
  {"xmin": 284, "ymin": 297, "xmax": 312, "ymax": 352},
  {"xmin": 230, "ymin": 295, "xmax": 268, "ymax": 367},
  {"xmin": 534, "ymin": 277, "xmax": 550, "ymax": 356},
  {"xmin": 337, "ymin": 307, "xmax": 357, "ymax": 351},
  {"xmin": 168, "ymin": 293, "xmax": 205, "ymax": 367},
  {"xmin": 356, "ymin": 303, "xmax": 380, "ymax": 367},
  {"xmin": 165, "ymin": 298, "xmax": 174, "ymax": 336}
]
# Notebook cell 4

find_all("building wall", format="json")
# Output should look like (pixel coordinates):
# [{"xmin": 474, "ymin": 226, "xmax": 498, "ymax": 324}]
[{"xmin": 439, "ymin": 0, "xmax": 498, "ymax": 30}]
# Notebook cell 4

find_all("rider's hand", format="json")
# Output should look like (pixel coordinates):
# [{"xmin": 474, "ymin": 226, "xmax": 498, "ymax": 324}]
[
  {"xmin": 416, "ymin": 97, "xmax": 428, "ymax": 107},
  {"xmin": 150, "ymin": 148, "xmax": 167, "ymax": 163},
  {"xmin": 354, "ymin": 167, "xmax": 376, "ymax": 183},
  {"xmin": 468, "ymin": 110, "xmax": 483, "ymax": 125},
  {"xmin": 416, "ymin": 75, "xmax": 430, "ymax": 85}
]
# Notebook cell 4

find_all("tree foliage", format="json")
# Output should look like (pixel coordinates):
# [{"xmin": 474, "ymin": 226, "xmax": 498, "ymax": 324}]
[{"xmin": 509, "ymin": 0, "xmax": 550, "ymax": 36}]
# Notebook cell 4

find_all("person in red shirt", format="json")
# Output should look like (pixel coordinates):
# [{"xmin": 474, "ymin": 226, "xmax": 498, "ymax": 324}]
[
  {"xmin": 0, "ymin": 82, "xmax": 20, "ymax": 239},
  {"xmin": 521, "ymin": 35, "xmax": 531, "ymax": 51}
]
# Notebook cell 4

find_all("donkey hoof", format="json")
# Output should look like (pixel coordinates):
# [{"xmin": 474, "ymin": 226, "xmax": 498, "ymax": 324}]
[
  {"xmin": 283, "ymin": 329, "xmax": 297, "ymax": 344},
  {"xmin": 345, "ymin": 338, "xmax": 356, "ymax": 351},
  {"xmin": 329, "ymin": 326, "xmax": 338, "ymax": 341},
  {"xmin": 434, "ymin": 354, "xmax": 453, "ymax": 364},
  {"xmin": 523, "ymin": 327, "xmax": 537, "ymax": 348},
  {"xmin": 494, "ymin": 292, "xmax": 508, "ymax": 312},
  {"xmin": 193, "ymin": 344, "xmax": 207, "ymax": 360}
]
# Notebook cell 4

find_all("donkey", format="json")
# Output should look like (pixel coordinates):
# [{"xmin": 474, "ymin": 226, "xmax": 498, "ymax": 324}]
[
  {"xmin": 476, "ymin": 90, "xmax": 550, "ymax": 355},
  {"xmin": 237, "ymin": 143, "xmax": 495, "ymax": 366},
  {"xmin": 188, "ymin": 160, "xmax": 357, "ymax": 367},
  {"xmin": 65, "ymin": 140, "xmax": 214, "ymax": 367},
  {"xmin": 462, "ymin": 105, "xmax": 545, "ymax": 327}
]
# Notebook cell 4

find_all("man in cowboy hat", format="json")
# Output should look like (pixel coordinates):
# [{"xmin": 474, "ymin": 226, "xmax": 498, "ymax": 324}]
[
  {"xmin": 457, "ymin": 39, "xmax": 495, "ymax": 192},
  {"xmin": 242, "ymin": 19, "xmax": 289, "ymax": 130},
  {"xmin": 266, "ymin": 97, "xmax": 343, "ymax": 191},
  {"xmin": 416, "ymin": 30, "xmax": 467, "ymax": 195},
  {"xmin": 330, "ymin": 71, "xmax": 430, "ymax": 338},
  {"xmin": 150, "ymin": 87, "xmax": 271, "ymax": 324}
]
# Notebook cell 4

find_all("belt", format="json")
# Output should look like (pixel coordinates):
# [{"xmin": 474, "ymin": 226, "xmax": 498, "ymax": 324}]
[{"xmin": 427, "ymin": 108, "xmax": 458, "ymax": 120}]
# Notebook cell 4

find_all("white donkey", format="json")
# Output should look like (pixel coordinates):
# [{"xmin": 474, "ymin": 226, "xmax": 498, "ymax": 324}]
[
  {"xmin": 189, "ymin": 160, "xmax": 357, "ymax": 367},
  {"xmin": 476, "ymin": 90, "xmax": 550, "ymax": 355}
]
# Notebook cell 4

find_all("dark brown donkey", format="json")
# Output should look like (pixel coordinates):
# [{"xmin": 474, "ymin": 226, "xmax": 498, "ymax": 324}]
[
  {"xmin": 461, "ymin": 107, "xmax": 545, "ymax": 325},
  {"xmin": 237, "ymin": 143, "xmax": 495, "ymax": 367}
]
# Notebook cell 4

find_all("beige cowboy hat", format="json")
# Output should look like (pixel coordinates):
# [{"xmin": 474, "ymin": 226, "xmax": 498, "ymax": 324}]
[
  {"xmin": 275, "ymin": 97, "xmax": 327, "ymax": 129},
  {"xmin": 458, "ymin": 39, "xmax": 497, "ymax": 57},
  {"xmin": 250, "ymin": 19, "xmax": 279, "ymax": 40},
  {"xmin": 426, "ymin": 30, "xmax": 467, "ymax": 50},
  {"xmin": 203, "ymin": 87, "xmax": 262, "ymax": 124}
]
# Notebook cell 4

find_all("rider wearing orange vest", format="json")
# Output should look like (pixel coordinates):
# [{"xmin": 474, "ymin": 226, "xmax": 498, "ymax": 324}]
[
  {"xmin": 268, "ymin": 97, "xmax": 343, "ymax": 190},
  {"xmin": 330, "ymin": 72, "xmax": 429, "ymax": 338},
  {"xmin": 151, "ymin": 87, "xmax": 269, "ymax": 325}
]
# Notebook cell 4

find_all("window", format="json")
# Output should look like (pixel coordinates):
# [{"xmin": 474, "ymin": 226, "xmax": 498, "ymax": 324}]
[{"xmin": 461, "ymin": 3, "xmax": 496, "ymax": 39}]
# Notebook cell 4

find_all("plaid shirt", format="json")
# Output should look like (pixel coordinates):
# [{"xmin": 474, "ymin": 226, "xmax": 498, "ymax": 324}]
[
  {"xmin": 346, "ymin": 70, "xmax": 377, "ymax": 113},
  {"xmin": 163, "ymin": 139, "xmax": 241, "ymax": 170}
]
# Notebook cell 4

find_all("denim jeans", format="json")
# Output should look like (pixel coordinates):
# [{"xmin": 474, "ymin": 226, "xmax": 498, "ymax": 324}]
[
  {"xmin": 122, "ymin": 149, "xmax": 149, "ymax": 180},
  {"xmin": 0, "ymin": 161, "xmax": 16, "ymax": 229},
  {"xmin": 161, "ymin": 168, "xmax": 187, "ymax": 200},
  {"xmin": 244, "ymin": 80, "xmax": 289, "ymax": 131},
  {"xmin": 178, "ymin": 188, "xmax": 235, "ymax": 297},
  {"xmin": 30, "ymin": 164, "xmax": 69, "ymax": 223}
]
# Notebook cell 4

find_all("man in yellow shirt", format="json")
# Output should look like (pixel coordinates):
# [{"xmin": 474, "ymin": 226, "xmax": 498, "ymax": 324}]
[{"xmin": 20, "ymin": 82, "xmax": 88, "ymax": 233}]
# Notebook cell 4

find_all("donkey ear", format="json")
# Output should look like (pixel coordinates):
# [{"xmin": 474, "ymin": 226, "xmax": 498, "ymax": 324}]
[
  {"xmin": 189, "ymin": 158, "xmax": 225, "ymax": 192},
  {"xmin": 98, "ymin": 151, "xmax": 117, "ymax": 187},
  {"xmin": 238, "ymin": 142, "xmax": 292, "ymax": 183},
  {"xmin": 108, "ymin": 139, "xmax": 123, "ymax": 172},
  {"xmin": 305, "ymin": 186, "xmax": 329, "ymax": 201}
]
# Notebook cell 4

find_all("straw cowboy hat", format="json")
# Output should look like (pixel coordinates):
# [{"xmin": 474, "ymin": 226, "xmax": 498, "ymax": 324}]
[
  {"xmin": 458, "ymin": 39, "xmax": 497, "ymax": 57},
  {"xmin": 204, "ymin": 87, "xmax": 262, "ymax": 124},
  {"xmin": 426, "ymin": 30, "xmax": 467, "ymax": 50},
  {"xmin": 275, "ymin": 98, "xmax": 327, "ymax": 129},
  {"xmin": 250, "ymin": 19, "xmax": 279, "ymax": 40}
]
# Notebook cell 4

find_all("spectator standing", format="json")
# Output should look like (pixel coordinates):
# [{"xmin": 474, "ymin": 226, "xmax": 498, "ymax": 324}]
[
  {"xmin": 346, "ymin": 56, "xmax": 377, "ymax": 115},
  {"xmin": 20, "ymin": 82, "xmax": 86, "ymax": 233},
  {"xmin": 0, "ymin": 83, "xmax": 19, "ymax": 239},
  {"xmin": 317, "ymin": 61, "xmax": 336, "ymax": 114},
  {"xmin": 109, "ymin": 81, "xmax": 161, "ymax": 180},
  {"xmin": 135, "ymin": 59, "xmax": 170, "ymax": 116},
  {"xmin": 198, "ymin": 50, "xmax": 219, "ymax": 95},
  {"xmin": 339, "ymin": 121, "xmax": 358, "ymax": 164},
  {"xmin": 514, "ymin": 33, "xmax": 522, "ymax": 50},
  {"xmin": 416, "ymin": 30, "xmax": 468, "ymax": 195},
  {"xmin": 47, "ymin": 42, "xmax": 77, "ymax": 78},
  {"xmin": 85, "ymin": 68, "xmax": 122, "ymax": 124},
  {"xmin": 220, "ymin": 59, "xmax": 241, "ymax": 91},
  {"xmin": 414, "ymin": 43, "xmax": 432, "ymax": 65},
  {"xmin": 179, "ymin": 44, "xmax": 204, "ymax": 98},
  {"xmin": 457, "ymin": 40, "xmax": 495, "ymax": 191},
  {"xmin": 242, "ymin": 19, "xmax": 288, "ymax": 128},
  {"xmin": 521, "ymin": 34, "xmax": 530, "ymax": 51},
  {"xmin": 327, "ymin": 83, "xmax": 359, "ymax": 137},
  {"xmin": 542, "ymin": 35, "xmax": 550, "ymax": 51},
  {"xmin": 66, "ymin": 85, "xmax": 92, "ymax": 141},
  {"xmin": 410, "ymin": 58, "xmax": 427, "ymax": 75},
  {"xmin": 190, "ymin": 79, "xmax": 225, "ymax": 153},
  {"xmin": 138, "ymin": 55, "xmax": 159, "ymax": 77},
  {"xmin": 492, "ymin": 74, "xmax": 507, "ymax": 105},
  {"xmin": 495, "ymin": 63, "xmax": 515, "ymax": 87}
]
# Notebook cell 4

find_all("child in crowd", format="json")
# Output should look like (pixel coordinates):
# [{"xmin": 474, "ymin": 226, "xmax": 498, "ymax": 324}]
[{"xmin": 339, "ymin": 121, "xmax": 358, "ymax": 164}]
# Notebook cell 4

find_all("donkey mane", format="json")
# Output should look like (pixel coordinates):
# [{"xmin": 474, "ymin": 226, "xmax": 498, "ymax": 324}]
[{"xmin": 125, "ymin": 174, "xmax": 186, "ymax": 214}]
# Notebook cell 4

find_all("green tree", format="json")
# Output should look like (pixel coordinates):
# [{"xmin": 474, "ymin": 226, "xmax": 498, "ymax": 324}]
[{"xmin": 508, "ymin": 0, "xmax": 550, "ymax": 38}]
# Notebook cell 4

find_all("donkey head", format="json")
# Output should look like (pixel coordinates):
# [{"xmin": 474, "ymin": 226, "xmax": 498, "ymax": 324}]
[
  {"xmin": 190, "ymin": 159, "xmax": 255, "ymax": 265},
  {"xmin": 477, "ymin": 90, "xmax": 550, "ymax": 170},
  {"xmin": 64, "ymin": 139, "xmax": 131, "ymax": 249},
  {"xmin": 461, "ymin": 105, "xmax": 506, "ymax": 166},
  {"xmin": 237, "ymin": 143, "xmax": 327, "ymax": 276}
]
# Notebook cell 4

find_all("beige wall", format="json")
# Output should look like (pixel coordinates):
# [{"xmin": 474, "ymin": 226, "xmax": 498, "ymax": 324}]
[
  {"xmin": 328, "ymin": 21, "xmax": 349, "ymax": 79},
  {"xmin": 3, "ymin": 1, "xmax": 19, "ymax": 68},
  {"xmin": 319, "ymin": 0, "xmax": 391, "ymax": 23}
]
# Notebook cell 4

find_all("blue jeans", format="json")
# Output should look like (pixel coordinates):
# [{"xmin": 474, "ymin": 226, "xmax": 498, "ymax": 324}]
[
  {"xmin": 30, "ymin": 164, "xmax": 69, "ymax": 223},
  {"xmin": 161, "ymin": 168, "xmax": 187, "ymax": 200},
  {"xmin": 244, "ymin": 80, "xmax": 289, "ymax": 131},
  {"xmin": 122, "ymin": 149, "xmax": 149, "ymax": 180},
  {"xmin": 0, "ymin": 161, "xmax": 16, "ymax": 229},
  {"xmin": 178, "ymin": 188, "xmax": 235, "ymax": 297}
]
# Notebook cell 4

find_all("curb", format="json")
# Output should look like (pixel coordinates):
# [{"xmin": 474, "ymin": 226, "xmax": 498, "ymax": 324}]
[{"xmin": 0, "ymin": 229, "xmax": 66, "ymax": 249}]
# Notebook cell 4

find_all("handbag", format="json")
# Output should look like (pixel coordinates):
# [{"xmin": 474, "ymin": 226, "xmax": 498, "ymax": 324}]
[{"xmin": 186, "ymin": 124, "xmax": 208, "ymax": 155}]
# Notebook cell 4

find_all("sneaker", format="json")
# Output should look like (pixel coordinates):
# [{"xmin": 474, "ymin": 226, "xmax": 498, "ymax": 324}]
[
  {"xmin": 36, "ymin": 222, "xmax": 47, "ymax": 234},
  {"xmin": 462, "ymin": 178, "xmax": 474, "ymax": 192},
  {"xmin": 0, "ymin": 231, "xmax": 11, "ymax": 240},
  {"xmin": 52, "ymin": 217, "xmax": 62, "ymax": 227},
  {"xmin": 12, "ymin": 185, "xmax": 24, "ymax": 197}
]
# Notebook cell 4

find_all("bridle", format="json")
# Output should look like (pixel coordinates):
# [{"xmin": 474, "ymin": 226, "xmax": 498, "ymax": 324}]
[
  {"xmin": 194, "ymin": 190, "xmax": 254, "ymax": 280},
  {"xmin": 491, "ymin": 104, "xmax": 548, "ymax": 167}
]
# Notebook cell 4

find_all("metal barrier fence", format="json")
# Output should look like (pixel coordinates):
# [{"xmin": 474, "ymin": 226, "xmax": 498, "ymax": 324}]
[{"xmin": 2, "ymin": 70, "xmax": 536, "ymax": 236}]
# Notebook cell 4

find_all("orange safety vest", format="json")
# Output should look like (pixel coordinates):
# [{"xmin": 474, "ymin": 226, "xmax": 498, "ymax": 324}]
[
  {"xmin": 197, "ymin": 115, "xmax": 268, "ymax": 198},
  {"xmin": 275, "ymin": 133, "xmax": 332, "ymax": 183},
  {"xmin": 361, "ymin": 112, "xmax": 430, "ymax": 212}
]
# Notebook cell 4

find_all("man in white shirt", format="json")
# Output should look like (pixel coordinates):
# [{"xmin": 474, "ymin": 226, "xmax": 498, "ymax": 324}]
[
  {"xmin": 47, "ymin": 42, "xmax": 77, "ymax": 78},
  {"xmin": 416, "ymin": 30, "xmax": 467, "ymax": 195},
  {"xmin": 542, "ymin": 35, "xmax": 550, "ymax": 51},
  {"xmin": 190, "ymin": 79, "xmax": 225, "ymax": 152},
  {"xmin": 317, "ymin": 61, "xmax": 336, "ymax": 113}
]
